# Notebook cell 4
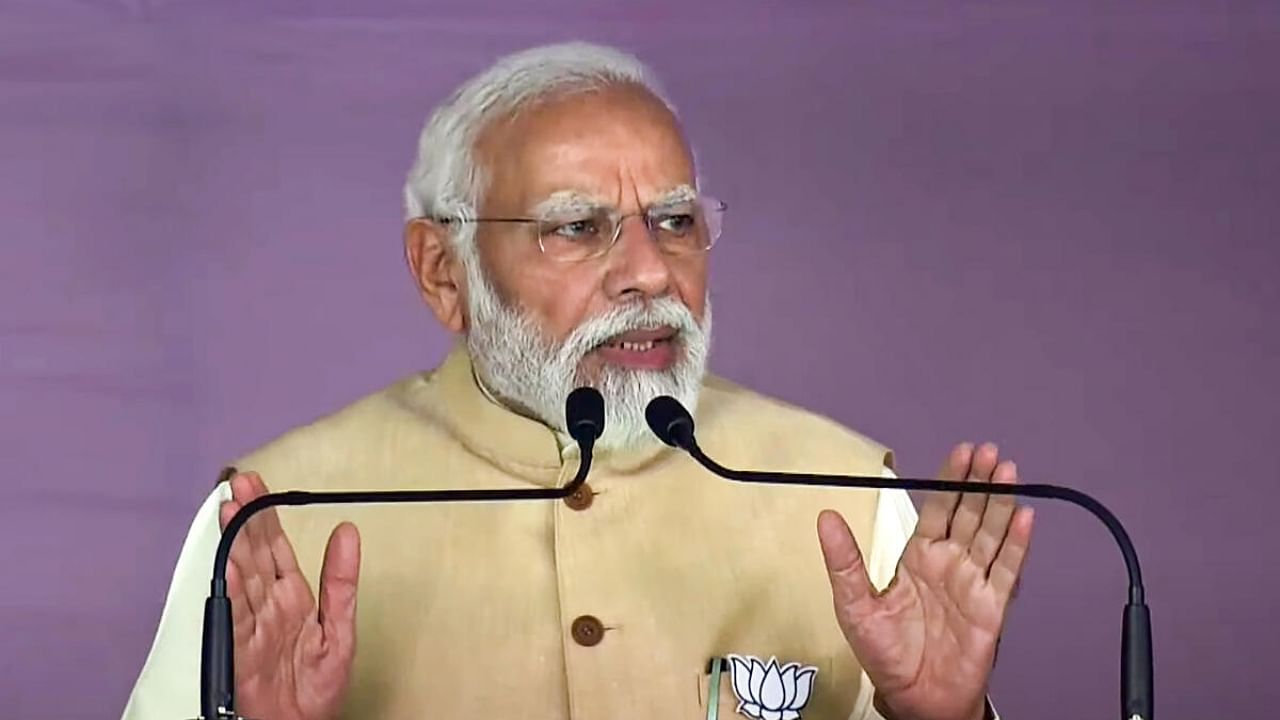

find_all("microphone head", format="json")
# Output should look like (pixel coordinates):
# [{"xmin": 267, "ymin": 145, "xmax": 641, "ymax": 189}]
[
  {"xmin": 644, "ymin": 396, "xmax": 696, "ymax": 448},
  {"xmin": 565, "ymin": 387, "xmax": 605, "ymax": 445}
]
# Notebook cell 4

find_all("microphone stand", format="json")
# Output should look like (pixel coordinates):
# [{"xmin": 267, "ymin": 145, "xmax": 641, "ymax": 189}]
[
  {"xmin": 194, "ymin": 388, "xmax": 604, "ymax": 720},
  {"xmin": 645, "ymin": 396, "xmax": 1153, "ymax": 720}
]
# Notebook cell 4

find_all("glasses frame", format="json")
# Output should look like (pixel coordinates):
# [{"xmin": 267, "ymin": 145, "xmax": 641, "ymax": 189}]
[{"xmin": 428, "ymin": 196, "xmax": 727, "ymax": 263}]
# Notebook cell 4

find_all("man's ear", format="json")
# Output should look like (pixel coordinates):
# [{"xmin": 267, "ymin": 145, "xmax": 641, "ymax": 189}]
[{"xmin": 405, "ymin": 218, "xmax": 468, "ymax": 333}]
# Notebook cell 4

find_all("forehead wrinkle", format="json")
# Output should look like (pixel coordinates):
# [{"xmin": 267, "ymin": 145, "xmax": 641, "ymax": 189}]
[
  {"xmin": 622, "ymin": 166, "xmax": 643, "ymax": 210},
  {"xmin": 619, "ymin": 165, "xmax": 696, "ymax": 210}
]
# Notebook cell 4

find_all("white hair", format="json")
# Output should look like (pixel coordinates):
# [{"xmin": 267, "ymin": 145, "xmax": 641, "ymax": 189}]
[{"xmin": 402, "ymin": 42, "xmax": 673, "ymax": 260}]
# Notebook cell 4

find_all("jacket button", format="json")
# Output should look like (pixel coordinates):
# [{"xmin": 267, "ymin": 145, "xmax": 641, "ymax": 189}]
[
  {"xmin": 570, "ymin": 615, "xmax": 605, "ymax": 647},
  {"xmin": 563, "ymin": 483, "xmax": 594, "ymax": 511}
]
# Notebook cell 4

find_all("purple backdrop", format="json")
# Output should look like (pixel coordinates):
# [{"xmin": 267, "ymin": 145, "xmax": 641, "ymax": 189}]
[{"xmin": 2, "ymin": 2, "xmax": 1278, "ymax": 718}]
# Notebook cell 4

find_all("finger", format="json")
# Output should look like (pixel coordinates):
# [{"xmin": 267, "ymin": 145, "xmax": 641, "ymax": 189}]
[
  {"xmin": 221, "ymin": 497, "xmax": 267, "ymax": 614},
  {"xmin": 989, "ymin": 506, "xmax": 1034, "ymax": 600},
  {"xmin": 915, "ymin": 443, "xmax": 973, "ymax": 540},
  {"xmin": 318, "ymin": 523, "xmax": 362, "ymax": 659},
  {"xmin": 948, "ymin": 442, "xmax": 1000, "ymax": 547},
  {"xmin": 233, "ymin": 473, "xmax": 282, "ymax": 583},
  {"xmin": 226, "ymin": 560, "xmax": 257, "ymax": 646},
  {"xmin": 969, "ymin": 460, "xmax": 1019, "ymax": 572},
  {"xmin": 244, "ymin": 472, "xmax": 300, "ymax": 578},
  {"xmin": 817, "ymin": 510, "xmax": 878, "ymax": 627}
]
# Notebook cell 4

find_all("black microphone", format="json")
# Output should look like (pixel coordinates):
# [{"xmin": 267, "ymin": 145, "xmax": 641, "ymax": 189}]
[
  {"xmin": 645, "ymin": 395, "xmax": 1153, "ymax": 720},
  {"xmin": 195, "ymin": 387, "xmax": 606, "ymax": 720}
]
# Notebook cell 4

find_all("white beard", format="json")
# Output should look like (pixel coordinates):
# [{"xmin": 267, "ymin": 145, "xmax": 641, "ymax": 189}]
[{"xmin": 462, "ymin": 261, "xmax": 711, "ymax": 452}]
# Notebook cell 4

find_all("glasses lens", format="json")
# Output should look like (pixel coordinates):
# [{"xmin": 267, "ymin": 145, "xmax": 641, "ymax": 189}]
[
  {"xmin": 699, "ymin": 197, "xmax": 725, "ymax": 249},
  {"xmin": 649, "ymin": 197, "xmax": 724, "ymax": 254},
  {"xmin": 538, "ymin": 209, "xmax": 615, "ymax": 262}
]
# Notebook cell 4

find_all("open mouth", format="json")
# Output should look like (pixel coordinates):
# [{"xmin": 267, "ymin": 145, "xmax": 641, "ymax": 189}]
[{"xmin": 592, "ymin": 327, "xmax": 680, "ymax": 370}]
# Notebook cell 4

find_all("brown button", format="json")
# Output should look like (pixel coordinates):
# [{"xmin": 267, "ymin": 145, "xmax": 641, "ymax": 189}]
[
  {"xmin": 563, "ymin": 483, "xmax": 594, "ymax": 511},
  {"xmin": 570, "ymin": 615, "xmax": 605, "ymax": 647}
]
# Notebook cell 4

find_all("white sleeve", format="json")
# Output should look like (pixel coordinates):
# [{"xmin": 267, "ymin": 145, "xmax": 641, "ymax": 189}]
[
  {"xmin": 847, "ymin": 470, "xmax": 1000, "ymax": 720},
  {"xmin": 121, "ymin": 483, "xmax": 230, "ymax": 720}
]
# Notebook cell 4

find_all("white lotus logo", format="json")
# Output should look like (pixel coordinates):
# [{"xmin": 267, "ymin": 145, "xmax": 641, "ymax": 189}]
[{"xmin": 727, "ymin": 654, "xmax": 818, "ymax": 720}]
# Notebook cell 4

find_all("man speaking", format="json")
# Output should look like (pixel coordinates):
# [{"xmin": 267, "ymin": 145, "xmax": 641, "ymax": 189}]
[{"xmin": 122, "ymin": 42, "xmax": 1032, "ymax": 720}]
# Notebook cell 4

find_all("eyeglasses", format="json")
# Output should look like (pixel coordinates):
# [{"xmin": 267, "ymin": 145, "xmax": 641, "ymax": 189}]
[{"xmin": 431, "ymin": 196, "xmax": 727, "ymax": 263}]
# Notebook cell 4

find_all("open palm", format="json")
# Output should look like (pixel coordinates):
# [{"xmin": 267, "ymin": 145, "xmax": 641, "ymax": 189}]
[
  {"xmin": 819, "ymin": 443, "xmax": 1034, "ymax": 720},
  {"xmin": 220, "ymin": 472, "xmax": 361, "ymax": 720}
]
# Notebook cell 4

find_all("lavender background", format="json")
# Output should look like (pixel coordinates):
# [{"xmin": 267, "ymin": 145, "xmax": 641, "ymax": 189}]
[{"xmin": 2, "ymin": 2, "xmax": 1278, "ymax": 718}]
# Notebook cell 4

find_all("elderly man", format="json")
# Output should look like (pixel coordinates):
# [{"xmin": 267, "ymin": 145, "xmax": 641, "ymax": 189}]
[{"xmin": 123, "ymin": 42, "xmax": 1032, "ymax": 720}]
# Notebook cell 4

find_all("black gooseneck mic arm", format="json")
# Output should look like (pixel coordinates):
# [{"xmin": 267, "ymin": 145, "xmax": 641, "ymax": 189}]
[
  {"xmin": 196, "ymin": 387, "xmax": 606, "ymax": 720},
  {"xmin": 645, "ymin": 395, "xmax": 1153, "ymax": 720}
]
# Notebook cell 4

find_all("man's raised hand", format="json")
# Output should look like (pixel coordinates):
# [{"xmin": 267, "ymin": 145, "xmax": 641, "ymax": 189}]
[
  {"xmin": 219, "ymin": 472, "xmax": 361, "ymax": 720},
  {"xmin": 818, "ymin": 443, "xmax": 1033, "ymax": 720}
]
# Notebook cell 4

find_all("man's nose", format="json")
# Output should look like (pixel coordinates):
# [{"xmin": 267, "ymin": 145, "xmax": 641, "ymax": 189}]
[{"xmin": 601, "ymin": 215, "xmax": 673, "ymax": 302}]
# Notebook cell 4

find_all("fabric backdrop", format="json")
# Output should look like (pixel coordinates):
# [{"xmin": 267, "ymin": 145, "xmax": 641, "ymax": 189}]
[{"xmin": 1, "ymin": 2, "xmax": 1277, "ymax": 718}]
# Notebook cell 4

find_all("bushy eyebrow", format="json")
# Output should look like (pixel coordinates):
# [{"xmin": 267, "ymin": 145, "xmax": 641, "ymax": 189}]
[
  {"xmin": 649, "ymin": 184, "xmax": 698, "ymax": 208},
  {"xmin": 530, "ymin": 191, "xmax": 600, "ymax": 218},
  {"xmin": 529, "ymin": 184, "xmax": 699, "ymax": 218}
]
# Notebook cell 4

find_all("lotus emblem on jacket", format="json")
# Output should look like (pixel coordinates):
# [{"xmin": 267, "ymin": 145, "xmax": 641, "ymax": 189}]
[{"xmin": 727, "ymin": 654, "xmax": 818, "ymax": 720}]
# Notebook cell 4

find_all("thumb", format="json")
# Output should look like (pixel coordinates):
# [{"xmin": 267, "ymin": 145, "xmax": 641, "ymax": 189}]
[
  {"xmin": 318, "ymin": 522, "xmax": 361, "ymax": 653},
  {"xmin": 817, "ymin": 510, "xmax": 878, "ymax": 623}
]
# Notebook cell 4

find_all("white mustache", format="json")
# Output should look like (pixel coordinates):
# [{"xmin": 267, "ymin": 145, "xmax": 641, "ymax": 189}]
[{"xmin": 559, "ymin": 298, "xmax": 701, "ymax": 362}]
